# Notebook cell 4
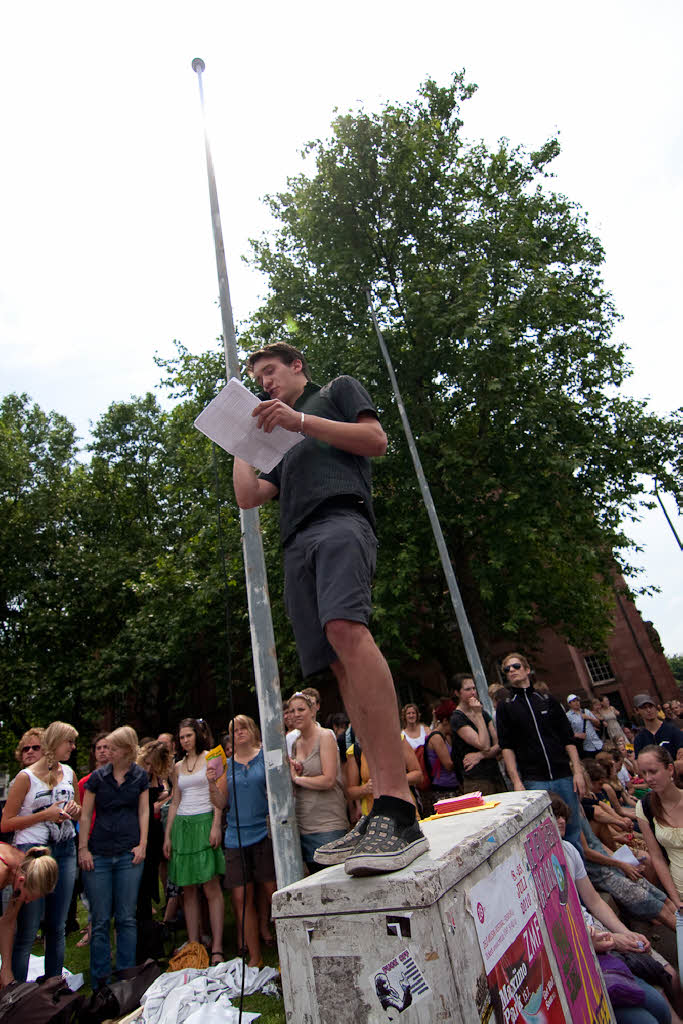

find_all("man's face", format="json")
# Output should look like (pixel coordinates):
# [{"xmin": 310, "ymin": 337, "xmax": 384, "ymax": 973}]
[
  {"xmin": 569, "ymin": 698, "xmax": 581, "ymax": 712},
  {"xmin": 158, "ymin": 732, "xmax": 175, "ymax": 754},
  {"xmin": 639, "ymin": 701, "xmax": 659, "ymax": 724},
  {"xmin": 251, "ymin": 356, "xmax": 305, "ymax": 407},
  {"xmin": 502, "ymin": 658, "xmax": 530, "ymax": 687}
]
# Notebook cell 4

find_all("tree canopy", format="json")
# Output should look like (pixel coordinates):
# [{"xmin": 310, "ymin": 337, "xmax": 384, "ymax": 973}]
[{"xmin": 245, "ymin": 72, "xmax": 682, "ymax": 667}]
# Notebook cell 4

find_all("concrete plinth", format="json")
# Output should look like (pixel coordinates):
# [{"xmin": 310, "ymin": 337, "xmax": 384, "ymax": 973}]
[{"xmin": 273, "ymin": 791, "xmax": 614, "ymax": 1023}]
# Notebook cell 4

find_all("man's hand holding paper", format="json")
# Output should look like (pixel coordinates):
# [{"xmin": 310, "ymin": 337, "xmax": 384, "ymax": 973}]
[{"xmin": 194, "ymin": 377, "xmax": 303, "ymax": 473}]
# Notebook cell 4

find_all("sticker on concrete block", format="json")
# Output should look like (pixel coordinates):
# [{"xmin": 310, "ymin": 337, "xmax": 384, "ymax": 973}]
[{"xmin": 370, "ymin": 947, "xmax": 430, "ymax": 1018}]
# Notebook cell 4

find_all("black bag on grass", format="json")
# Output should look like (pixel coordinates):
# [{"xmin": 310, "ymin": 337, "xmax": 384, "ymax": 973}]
[
  {"xmin": 0, "ymin": 976, "xmax": 84, "ymax": 1023},
  {"xmin": 80, "ymin": 958, "xmax": 162, "ymax": 1023}
]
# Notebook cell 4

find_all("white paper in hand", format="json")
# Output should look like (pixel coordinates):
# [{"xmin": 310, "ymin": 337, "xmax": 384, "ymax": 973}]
[
  {"xmin": 194, "ymin": 377, "xmax": 303, "ymax": 473},
  {"xmin": 611, "ymin": 844, "xmax": 640, "ymax": 867}
]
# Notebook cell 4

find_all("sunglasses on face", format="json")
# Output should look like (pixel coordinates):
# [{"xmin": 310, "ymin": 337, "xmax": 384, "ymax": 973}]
[
  {"xmin": 503, "ymin": 663, "xmax": 523, "ymax": 673},
  {"xmin": 22, "ymin": 744, "xmax": 41, "ymax": 753}
]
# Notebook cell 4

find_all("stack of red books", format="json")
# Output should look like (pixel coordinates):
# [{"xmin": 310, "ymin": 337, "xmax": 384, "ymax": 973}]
[{"xmin": 434, "ymin": 792, "xmax": 485, "ymax": 814}]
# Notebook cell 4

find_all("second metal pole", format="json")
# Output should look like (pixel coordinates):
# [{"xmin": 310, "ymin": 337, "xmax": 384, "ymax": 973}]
[{"xmin": 365, "ymin": 286, "xmax": 493, "ymax": 715}]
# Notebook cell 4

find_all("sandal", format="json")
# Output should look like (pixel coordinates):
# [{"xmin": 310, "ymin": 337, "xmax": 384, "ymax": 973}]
[
  {"xmin": 210, "ymin": 951, "xmax": 224, "ymax": 965},
  {"xmin": 76, "ymin": 926, "xmax": 91, "ymax": 948}
]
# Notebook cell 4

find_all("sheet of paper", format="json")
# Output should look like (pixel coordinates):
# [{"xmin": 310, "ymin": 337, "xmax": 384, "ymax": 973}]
[
  {"xmin": 611, "ymin": 843, "xmax": 640, "ymax": 866},
  {"xmin": 194, "ymin": 376, "xmax": 303, "ymax": 473}
]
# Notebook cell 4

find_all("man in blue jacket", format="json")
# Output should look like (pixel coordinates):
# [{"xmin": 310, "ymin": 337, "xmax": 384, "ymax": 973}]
[{"xmin": 496, "ymin": 652, "xmax": 585, "ymax": 850}]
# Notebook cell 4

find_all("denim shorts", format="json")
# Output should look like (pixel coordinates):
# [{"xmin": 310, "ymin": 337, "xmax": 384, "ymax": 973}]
[{"xmin": 283, "ymin": 510, "xmax": 377, "ymax": 676}]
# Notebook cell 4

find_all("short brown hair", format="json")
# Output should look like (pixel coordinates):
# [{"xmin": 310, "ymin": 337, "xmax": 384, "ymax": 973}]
[
  {"xmin": 550, "ymin": 795, "xmax": 571, "ymax": 821},
  {"xmin": 245, "ymin": 342, "xmax": 311, "ymax": 381}
]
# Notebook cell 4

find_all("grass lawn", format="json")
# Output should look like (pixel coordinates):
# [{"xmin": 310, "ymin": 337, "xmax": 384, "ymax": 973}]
[{"xmin": 47, "ymin": 891, "xmax": 287, "ymax": 1023}]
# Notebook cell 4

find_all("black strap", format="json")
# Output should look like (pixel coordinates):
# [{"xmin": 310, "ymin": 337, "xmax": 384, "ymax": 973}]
[{"xmin": 642, "ymin": 792, "xmax": 670, "ymax": 864}]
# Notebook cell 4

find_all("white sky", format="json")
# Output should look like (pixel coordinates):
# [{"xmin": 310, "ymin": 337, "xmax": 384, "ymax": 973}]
[{"xmin": 2, "ymin": 1, "xmax": 681, "ymax": 654}]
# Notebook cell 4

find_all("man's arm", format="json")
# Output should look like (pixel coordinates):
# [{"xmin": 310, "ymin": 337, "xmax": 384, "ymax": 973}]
[
  {"xmin": 565, "ymin": 743, "xmax": 586, "ymax": 798},
  {"xmin": 253, "ymin": 404, "xmax": 387, "ymax": 457},
  {"xmin": 233, "ymin": 458, "xmax": 279, "ymax": 510},
  {"xmin": 502, "ymin": 749, "xmax": 524, "ymax": 791},
  {"xmin": 574, "ymin": 874, "xmax": 650, "ymax": 950}
]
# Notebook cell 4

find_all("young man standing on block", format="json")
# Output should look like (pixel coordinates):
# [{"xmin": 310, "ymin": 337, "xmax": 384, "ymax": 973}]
[{"xmin": 232, "ymin": 342, "xmax": 429, "ymax": 876}]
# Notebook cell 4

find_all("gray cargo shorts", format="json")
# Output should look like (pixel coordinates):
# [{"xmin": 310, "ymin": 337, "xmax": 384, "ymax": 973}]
[{"xmin": 283, "ymin": 509, "xmax": 377, "ymax": 677}]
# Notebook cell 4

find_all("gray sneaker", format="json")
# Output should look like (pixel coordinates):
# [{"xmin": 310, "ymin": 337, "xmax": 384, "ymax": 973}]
[
  {"xmin": 344, "ymin": 815, "xmax": 429, "ymax": 876},
  {"xmin": 313, "ymin": 816, "xmax": 370, "ymax": 866}
]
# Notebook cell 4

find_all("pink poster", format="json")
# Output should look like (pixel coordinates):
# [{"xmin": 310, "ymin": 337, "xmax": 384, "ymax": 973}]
[
  {"xmin": 524, "ymin": 817, "xmax": 610, "ymax": 1024},
  {"xmin": 471, "ymin": 855, "xmax": 565, "ymax": 1023}
]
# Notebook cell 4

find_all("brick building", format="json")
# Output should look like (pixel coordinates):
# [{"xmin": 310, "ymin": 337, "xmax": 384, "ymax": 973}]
[{"xmin": 489, "ymin": 579, "xmax": 678, "ymax": 720}]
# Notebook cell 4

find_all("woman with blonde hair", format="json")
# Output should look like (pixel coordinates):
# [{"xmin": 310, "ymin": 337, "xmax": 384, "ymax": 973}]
[
  {"xmin": 208, "ymin": 715, "xmax": 277, "ymax": 967},
  {"xmin": 79, "ymin": 726, "xmax": 149, "ymax": 990},
  {"xmin": 400, "ymin": 704, "xmax": 428, "ymax": 752},
  {"xmin": 13, "ymin": 728, "xmax": 44, "ymax": 769},
  {"xmin": 1, "ymin": 721, "xmax": 80, "ymax": 981},
  {"xmin": 0, "ymin": 845, "xmax": 58, "ymax": 988},
  {"xmin": 288, "ymin": 692, "xmax": 349, "ymax": 872}
]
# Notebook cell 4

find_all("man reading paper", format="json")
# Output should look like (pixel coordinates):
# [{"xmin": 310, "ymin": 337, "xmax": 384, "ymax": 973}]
[{"xmin": 232, "ymin": 342, "xmax": 428, "ymax": 876}]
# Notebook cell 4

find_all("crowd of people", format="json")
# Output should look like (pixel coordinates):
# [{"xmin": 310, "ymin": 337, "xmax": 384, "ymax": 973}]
[
  {"xmin": 0, "ymin": 715, "xmax": 279, "ymax": 991},
  {"xmin": 2, "ymin": 666, "xmax": 683, "ymax": 1022}
]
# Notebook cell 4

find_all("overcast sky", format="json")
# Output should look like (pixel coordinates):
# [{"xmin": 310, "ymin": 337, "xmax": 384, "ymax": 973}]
[{"xmin": 2, "ymin": 1, "xmax": 681, "ymax": 655}]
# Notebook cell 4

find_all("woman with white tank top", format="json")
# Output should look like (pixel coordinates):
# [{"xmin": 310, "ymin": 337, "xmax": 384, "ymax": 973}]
[
  {"xmin": 1, "ymin": 721, "xmax": 80, "ymax": 982},
  {"xmin": 163, "ymin": 718, "xmax": 225, "ymax": 963}
]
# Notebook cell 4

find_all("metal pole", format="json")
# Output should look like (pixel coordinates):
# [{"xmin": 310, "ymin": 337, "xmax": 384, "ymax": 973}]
[
  {"xmin": 192, "ymin": 58, "xmax": 303, "ymax": 887},
  {"xmin": 365, "ymin": 287, "xmax": 493, "ymax": 715},
  {"xmin": 655, "ymin": 478, "xmax": 683, "ymax": 552}
]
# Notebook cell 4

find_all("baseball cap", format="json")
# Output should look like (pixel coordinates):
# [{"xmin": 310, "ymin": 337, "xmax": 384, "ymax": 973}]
[
  {"xmin": 633, "ymin": 693, "xmax": 656, "ymax": 709},
  {"xmin": 567, "ymin": 694, "xmax": 580, "ymax": 703}
]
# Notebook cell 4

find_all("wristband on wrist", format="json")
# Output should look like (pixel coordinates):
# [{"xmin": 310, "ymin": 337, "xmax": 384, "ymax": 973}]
[{"xmin": 300, "ymin": 412, "xmax": 305, "ymax": 432}]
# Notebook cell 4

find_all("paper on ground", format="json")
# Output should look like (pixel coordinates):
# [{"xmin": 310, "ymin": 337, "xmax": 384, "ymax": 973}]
[
  {"xmin": 611, "ymin": 844, "xmax": 640, "ymax": 867},
  {"xmin": 194, "ymin": 377, "xmax": 303, "ymax": 473}
]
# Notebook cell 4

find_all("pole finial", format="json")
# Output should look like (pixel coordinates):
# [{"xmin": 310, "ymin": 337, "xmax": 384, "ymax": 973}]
[{"xmin": 192, "ymin": 57, "xmax": 206, "ymax": 73}]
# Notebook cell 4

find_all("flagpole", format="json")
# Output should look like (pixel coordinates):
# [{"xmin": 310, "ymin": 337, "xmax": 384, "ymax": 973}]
[
  {"xmin": 191, "ymin": 57, "xmax": 303, "ymax": 887},
  {"xmin": 365, "ymin": 286, "xmax": 493, "ymax": 715}
]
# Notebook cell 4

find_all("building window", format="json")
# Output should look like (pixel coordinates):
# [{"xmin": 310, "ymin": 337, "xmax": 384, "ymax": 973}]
[{"xmin": 584, "ymin": 654, "xmax": 615, "ymax": 684}]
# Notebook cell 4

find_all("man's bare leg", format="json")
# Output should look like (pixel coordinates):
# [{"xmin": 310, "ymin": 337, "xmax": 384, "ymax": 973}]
[{"xmin": 326, "ymin": 619, "xmax": 412, "ymax": 803}]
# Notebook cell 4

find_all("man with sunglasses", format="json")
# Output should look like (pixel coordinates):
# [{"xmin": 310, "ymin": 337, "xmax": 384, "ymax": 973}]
[{"xmin": 495, "ymin": 652, "xmax": 585, "ymax": 850}]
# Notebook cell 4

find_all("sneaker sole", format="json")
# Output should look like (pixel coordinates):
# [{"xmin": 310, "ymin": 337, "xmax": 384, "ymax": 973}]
[
  {"xmin": 344, "ymin": 835, "xmax": 430, "ymax": 876},
  {"xmin": 313, "ymin": 845, "xmax": 359, "ymax": 866}
]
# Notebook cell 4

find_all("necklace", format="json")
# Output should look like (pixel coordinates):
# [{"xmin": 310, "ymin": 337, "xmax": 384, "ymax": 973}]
[{"xmin": 185, "ymin": 754, "xmax": 199, "ymax": 773}]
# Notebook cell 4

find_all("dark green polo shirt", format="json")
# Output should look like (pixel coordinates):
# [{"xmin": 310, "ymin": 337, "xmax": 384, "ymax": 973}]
[{"xmin": 260, "ymin": 376, "xmax": 378, "ymax": 546}]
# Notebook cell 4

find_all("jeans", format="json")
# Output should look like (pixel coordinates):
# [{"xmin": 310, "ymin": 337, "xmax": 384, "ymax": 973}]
[
  {"xmin": 523, "ymin": 777, "xmax": 583, "ymax": 853},
  {"xmin": 88, "ymin": 851, "xmax": 144, "ymax": 986},
  {"xmin": 615, "ymin": 979, "xmax": 671, "ymax": 1024},
  {"xmin": 12, "ymin": 838, "xmax": 77, "ymax": 981}
]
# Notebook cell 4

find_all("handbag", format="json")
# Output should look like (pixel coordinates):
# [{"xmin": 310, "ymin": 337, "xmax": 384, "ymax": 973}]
[{"xmin": 0, "ymin": 976, "xmax": 84, "ymax": 1023}]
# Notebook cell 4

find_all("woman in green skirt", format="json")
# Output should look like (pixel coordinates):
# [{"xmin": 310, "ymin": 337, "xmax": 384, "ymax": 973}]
[{"xmin": 163, "ymin": 718, "xmax": 225, "ymax": 963}]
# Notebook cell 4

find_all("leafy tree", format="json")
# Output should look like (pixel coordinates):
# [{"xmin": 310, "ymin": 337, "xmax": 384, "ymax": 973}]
[
  {"xmin": 668, "ymin": 654, "xmax": 683, "ymax": 687},
  {"xmin": 244, "ymin": 73, "xmax": 683, "ymax": 673},
  {"xmin": 0, "ymin": 393, "xmax": 79, "ymax": 736}
]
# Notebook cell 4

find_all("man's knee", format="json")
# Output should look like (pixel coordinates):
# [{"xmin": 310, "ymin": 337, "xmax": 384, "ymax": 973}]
[{"xmin": 325, "ymin": 619, "xmax": 369, "ymax": 655}]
